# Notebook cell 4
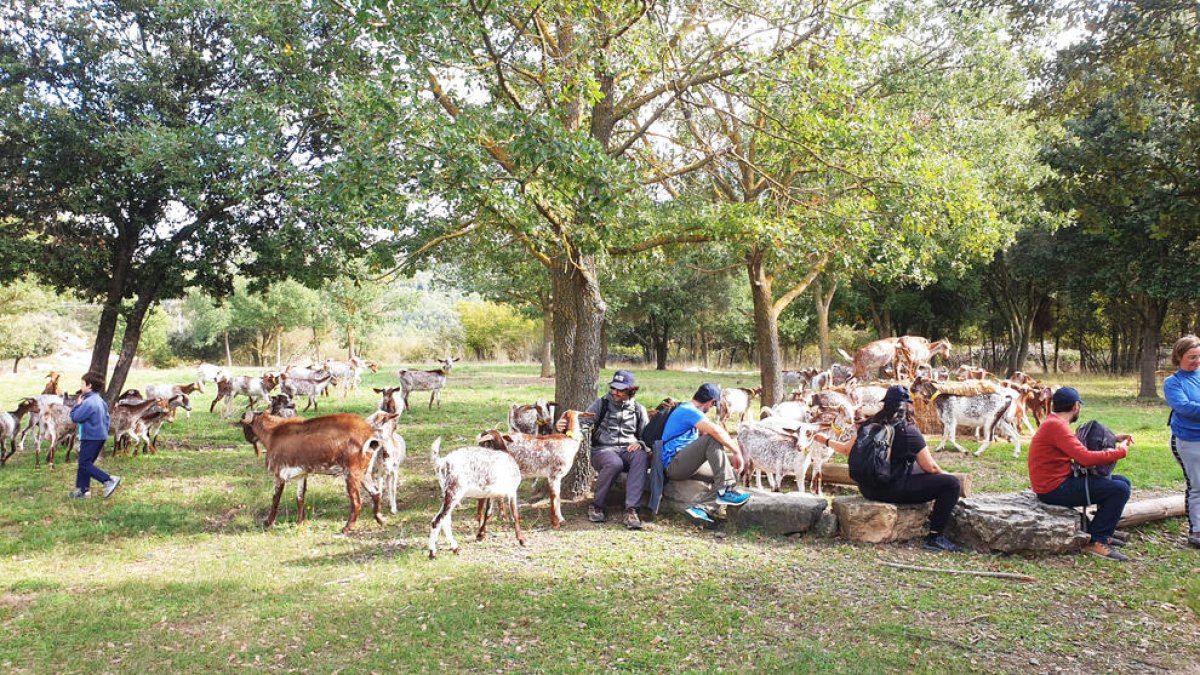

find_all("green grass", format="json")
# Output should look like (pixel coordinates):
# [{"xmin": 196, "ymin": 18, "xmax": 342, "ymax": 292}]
[{"xmin": 0, "ymin": 365, "xmax": 1196, "ymax": 673}]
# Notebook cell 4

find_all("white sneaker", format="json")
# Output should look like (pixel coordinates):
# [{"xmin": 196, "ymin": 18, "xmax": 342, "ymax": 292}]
[{"xmin": 103, "ymin": 476, "xmax": 122, "ymax": 498}]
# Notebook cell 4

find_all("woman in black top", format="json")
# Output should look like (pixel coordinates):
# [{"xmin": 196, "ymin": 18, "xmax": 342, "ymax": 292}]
[{"xmin": 815, "ymin": 385, "xmax": 964, "ymax": 552}]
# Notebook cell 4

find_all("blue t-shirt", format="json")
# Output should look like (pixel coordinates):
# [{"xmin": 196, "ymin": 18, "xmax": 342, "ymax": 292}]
[
  {"xmin": 660, "ymin": 402, "xmax": 706, "ymax": 468},
  {"xmin": 1165, "ymin": 369, "xmax": 1200, "ymax": 442}
]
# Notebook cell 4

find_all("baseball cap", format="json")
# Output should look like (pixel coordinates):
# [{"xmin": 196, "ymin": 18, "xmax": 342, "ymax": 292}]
[
  {"xmin": 609, "ymin": 370, "xmax": 637, "ymax": 390},
  {"xmin": 1052, "ymin": 387, "xmax": 1083, "ymax": 412},
  {"xmin": 694, "ymin": 383, "xmax": 721, "ymax": 403},
  {"xmin": 883, "ymin": 384, "xmax": 913, "ymax": 405}
]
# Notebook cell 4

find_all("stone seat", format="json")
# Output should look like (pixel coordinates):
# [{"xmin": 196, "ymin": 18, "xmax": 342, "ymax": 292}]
[{"xmin": 831, "ymin": 495, "xmax": 932, "ymax": 543}]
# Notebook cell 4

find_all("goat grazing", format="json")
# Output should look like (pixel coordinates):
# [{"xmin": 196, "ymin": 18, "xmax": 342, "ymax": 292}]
[
  {"xmin": 210, "ymin": 373, "xmax": 279, "ymax": 413},
  {"xmin": 145, "ymin": 382, "xmax": 203, "ymax": 419},
  {"xmin": 475, "ymin": 410, "xmax": 594, "ymax": 528},
  {"xmin": 428, "ymin": 437, "xmax": 526, "ymax": 558},
  {"xmin": 508, "ymin": 400, "xmax": 556, "ymax": 435},
  {"xmin": 398, "ymin": 357, "xmax": 458, "ymax": 410},
  {"xmin": 241, "ymin": 411, "xmax": 395, "ymax": 533},
  {"xmin": 280, "ymin": 370, "xmax": 337, "ymax": 412},
  {"xmin": 717, "ymin": 387, "xmax": 760, "ymax": 430}
]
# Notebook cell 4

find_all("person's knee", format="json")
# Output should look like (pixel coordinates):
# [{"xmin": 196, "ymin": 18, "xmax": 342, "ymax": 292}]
[
  {"xmin": 592, "ymin": 451, "xmax": 622, "ymax": 475},
  {"xmin": 628, "ymin": 450, "xmax": 649, "ymax": 471}
]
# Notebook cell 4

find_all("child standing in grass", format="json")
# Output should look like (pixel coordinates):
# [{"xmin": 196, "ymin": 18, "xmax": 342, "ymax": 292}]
[{"xmin": 68, "ymin": 371, "xmax": 121, "ymax": 499}]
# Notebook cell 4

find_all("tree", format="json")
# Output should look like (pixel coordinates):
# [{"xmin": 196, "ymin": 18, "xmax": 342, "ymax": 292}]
[
  {"xmin": 324, "ymin": 266, "xmax": 390, "ymax": 360},
  {"xmin": 230, "ymin": 280, "xmax": 318, "ymax": 368},
  {"xmin": 181, "ymin": 289, "xmax": 235, "ymax": 367},
  {"xmin": 0, "ymin": 0, "xmax": 384, "ymax": 400}
]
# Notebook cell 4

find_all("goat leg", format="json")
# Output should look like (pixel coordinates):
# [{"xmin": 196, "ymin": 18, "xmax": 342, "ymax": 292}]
[
  {"xmin": 342, "ymin": 476, "xmax": 362, "ymax": 534},
  {"xmin": 476, "ymin": 499, "xmax": 491, "ymax": 541},
  {"xmin": 548, "ymin": 478, "xmax": 563, "ymax": 528},
  {"xmin": 510, "ymin": 496, "xmax": 527, "ymax": 547},
  {"xmin": 264, "ymin": 479, "xmax": 286, "ymax": 528},
  {"xmin": 296, "ymin": 477, "xmax": 308, "ymax": 526},
  {"xmin": 429, "ymin": 489, "xmax": 460, "ymax": 558},
  {"xmin": 360, "ymin": 473, "xmax": 384, "ymax": 526}
]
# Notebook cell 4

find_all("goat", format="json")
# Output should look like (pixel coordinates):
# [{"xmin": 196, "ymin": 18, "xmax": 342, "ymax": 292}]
[
  {"xmin": 508, "ymin": 399, "xmax": 556, "ymax": 435},
  {"xmin": 1028, "ymin": 384, "xmax": 1055, "ymax": 426},
  {"xmin": 758, "ymin": 400, "xmax": 811, "ymax": 422},
  {"xmin": 15, "ymin": 394, "xmax": 73, "ymax": 465},
  {"xmin": 322, "ymin": 357, "xmax": 376, "ymax": 397},
  {"xmin": 241, "ymin": 411, "xmax": 397, "ymax": 533},
  {"xmin": 196, "ymin": 363, "xmax": 229, "ymax": 385},
  {"xmin": 783, "ymin": 367, "xmax": 820, "ymax": 389},
  {"xmin": 954, "ymin": 365, "xmax": 993, "ymax": 381},
  {"xmin": 0, "ymin": 400, "xmax": 35, "ymax": 465},
  {"xmin": 365, "ymin": 410, "xmax": 406, "ymax": 514},
  {"xmin": 842, "ymin": 338, "xmax": 902, "ymax": 382},
  {"xmin": 896, "ymin": 337, "xmax": 952, "ymax": 382},
  {"xmin": 269, "ymin": 393, "xmax": 297, "ymax": 418},
  {"xmin": 145, "ymin": 394, "xmax": 192, "ymax": 451},
  {"xmin": 397, "ymin": 357, "xmax": 459, "ymax": 411},
  {"xmin": 33, "ymin": 398, "xmax": 77, "ymax": 467},
  {"xmin": 145, "ymin": 382, "xmax": 203, "ymax": 419},
  {"xmin": 910, "ymin": 377, "xmax": 1022, "ymax": 458},
  {"xmin": 429, "ymin": 437, "xmax": 526, "ymax": 558},
  {"xmin": 849, "ymin": 385, "xmax": 888, "ymax": 420},
  {"xmin": 111, "ymin": 398, "xmax": 170, "ymax": 456},
  {"xmin": 280, "ymin": 370, "xmax": 337, "ymax": 412},
  {"xmin": 210, "ymin": 373, "xmax": 279, "ymax": 413},
  {"xmin": 42, "ymin": 371, "xmax": 63, "ymax": 396},
  {"xmin": 475, "ymin": 410, "xmax": 594, "ymax": 528},
  {"xmin": 717, "ymin": 387, "xmax": 761, "ymax": 430},
  {"xmin": 737, "ymin": 419, "xmax": 820, "ymax": 493},
  {"xmin": 809, "ymin": 390, "xmax": 856, "ymax": 434}
]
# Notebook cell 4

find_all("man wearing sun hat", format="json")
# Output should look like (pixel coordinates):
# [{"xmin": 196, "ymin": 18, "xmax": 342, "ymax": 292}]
[
  {"xmin": 1029, "ymin": 386, "xmax": 1135, "ymax": 562},
  {"xmin": 570, "ymin": 370, "xmax": 651, "ymax": 530}
]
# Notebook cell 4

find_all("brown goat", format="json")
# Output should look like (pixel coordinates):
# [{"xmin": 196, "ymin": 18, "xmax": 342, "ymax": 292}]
[
  {"xmin": 240, "ymin": 411, "xmax": 396, "ymax": 533},
  {"xmin": 42, "ymin": 371, "xmax": 63, "ymax": 396}
]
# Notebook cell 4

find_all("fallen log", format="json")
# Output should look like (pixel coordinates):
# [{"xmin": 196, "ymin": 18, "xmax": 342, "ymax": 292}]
[
  {"xmin": 1118, "ymin": 495, "xmax": 1185, "ymax": 528},
  {"xmin": 813, "ymin": 462, "xmax": 973, "ymax": 497}
]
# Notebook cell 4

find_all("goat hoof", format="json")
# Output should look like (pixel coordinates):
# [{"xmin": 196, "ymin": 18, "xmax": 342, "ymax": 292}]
[
  {"xmin": 518, "ymin": 538, "xmax": 527, "ymax": 547},
  {"xmin": 476, "ymin": 533, "xmax": 486, "ymax": 541},
  {"xmin": 451, "ymin": 547, "xmax": 461, "ymax": 555},
  {"xmin": 428, "ymin": 550, "xmax": 436, "ymax": 559}
]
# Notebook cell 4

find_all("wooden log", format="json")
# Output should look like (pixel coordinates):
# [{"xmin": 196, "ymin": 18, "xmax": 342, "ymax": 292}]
[
  {"xmin": 1118, "ymin": 495, "xmax": 1186, "ymax": 528},
  {"xmin": 812, "ymin": 462, "xmax": 973, "ymax": 497}
]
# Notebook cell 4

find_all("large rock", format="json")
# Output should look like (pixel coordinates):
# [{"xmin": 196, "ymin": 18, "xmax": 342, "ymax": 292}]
[
  {"xmin": 832, "ymin": 496, "xmax": 931, "ymax": 543},
  {"xmin": 727, "ymin": 489, "xmax": 829, "ymax": 535},
  {"xmin": 948, "ymin": 491, "xmax": 1089, "ymax": 553}
]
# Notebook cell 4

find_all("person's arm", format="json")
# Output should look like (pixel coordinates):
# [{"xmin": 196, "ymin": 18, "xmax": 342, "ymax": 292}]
[
  {"xmin": 914, "ymin": 447, "xmax": 942, "ymax": 474},
  {"xmin": 631, "ymin": 404, "xmax": 650, "ymax": 452},
  {"xmin": 695, "ymin": 417, "xmax": 744, "ymax": 470},
  {"xmin": 558, "ymin": 398, "xmax": 602, "ymax": 432},
  {"xmin": 69, "ymin": 397, "xmax": 91, "ymax": 424},
  {"xmin": 1164, "ymin": 377, "xmax": 1200, "ymax": 421},
  {"xmin": 1051, "ymin": 421, "xmax": 1129, "ymax": 466},
  {"xmin": 815, "ymin": 428, "xmax": 855, "ymax": 457}
]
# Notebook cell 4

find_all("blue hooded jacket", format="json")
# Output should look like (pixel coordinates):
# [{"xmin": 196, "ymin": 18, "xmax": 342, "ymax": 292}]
[
  {"xmin": 69, "ymin": 391, "xmax": 110, "ymax": 441},
  {"xmin": 1165, "ymin": 369, "xmax": 1200, "ymax": 442}
]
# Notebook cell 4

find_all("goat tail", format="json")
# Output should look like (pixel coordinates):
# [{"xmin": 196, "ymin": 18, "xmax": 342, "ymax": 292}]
[
  {"xmin": 837, "ymin": 348, "xmax": 854, "ymax": 362},
  {"xmin": 430, "ymin": 436, "xmax": 443, "ymax": 464},
  {"xmin": 759, "ymin": 406, "xmax": 774, "ymax": 420}
]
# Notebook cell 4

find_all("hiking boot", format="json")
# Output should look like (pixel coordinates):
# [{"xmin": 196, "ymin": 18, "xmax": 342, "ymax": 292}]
[
  {"xmin": 1083, "ymin": 541, "xmax": 1130, "ymax": 562},
  {"xmin": 684, "ymin": 506, "xmax": 715, "ymax": 525},
  {"xmin": 1105, "ymin": 537, "xmax": 1127, "ymax": 548},
  {"xmin": 102, "ymin": 476, "xmax": 122, "ymax": 499},
  {"xmin": 623, "ymin": 508, "xmax": 642, "ymax": 530},
  {"xmin": 922, "ymin": 534, "xmax": 963, "ymax": 553},
  {"xmin": 1187, "ymin": 532, "xmax": 1200, "ymax": 549},
  {"xmin": 715, "ymin": 488, "xmax": 750, "ymax": 507},
  {"xmin": 67, "ymin": 488, "xmax": 89, "ymax": 499},
  {"xmin": 587, "ymin": 504, "xmax": 606, "ymax": 523}
]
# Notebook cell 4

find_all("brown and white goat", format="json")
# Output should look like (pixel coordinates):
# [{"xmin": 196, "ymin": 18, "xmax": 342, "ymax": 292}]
[
  {"xmin": 42, "ymin": 371, "xmax": 63, "ymax": 396},
  {"xmin": 280, "ymin": 370, "xmax": 336, "ymax": 412},
  {"xmin": 33, "ymin": 398, "xmax": 77, "ymax": 467},
  {"xmin": 365, "ymin": 410, "xmax": 406, "ymax": 514},
  {"xmin": 429, "ymin": 437, "xmax": 525, "ymax": 558},
  {"xmin": 717, "ymin": 387, "xmax": 761, "ymax": 430},
  {"xmin": 508, "ymin": 400, "xmax": 556, "ymax": 435},
  {"xmin": 145, "ymin": 382, "xmax": 203, "ymax": 419},
  {"xmin": 475, "ymin": 410, "xmax": 594, "ymax": 528},
  {"xmin": 397, "ymin": 357, "xmax": 458, "ymax": 411},
  {"xmin": 111, "ymin": 398, "xmax": 171, "ymax": 456},
  {"xmin": 373, "ymin": 386, "xmax": 406, "ymax": 419},
  {"xmin": 240, "ymin": 411, "xmax": 396, "ymax": 533},
  {"xmin": 210, "ymin": 373, "xmax": 279, "ymax": 414}
]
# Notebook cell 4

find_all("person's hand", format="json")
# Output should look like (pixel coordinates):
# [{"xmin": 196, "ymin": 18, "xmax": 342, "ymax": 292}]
[
  {"xmin": 814, "ymin": 433, "xmax": 828, "ymax": 447},
  {"xmin": 555, "ymin": 418, "xmax": 567, "ymax": 433},
  {"xmin": 1116, "ymin": 434, "xmax": 1134, "ymax": 446},
  {"xmin": 730, "ymin": 450, "xmax": 744, "ymax": 472},
  {"xmin": 627, "ymin": 442, "xmax": 643, "ymax": 453}
]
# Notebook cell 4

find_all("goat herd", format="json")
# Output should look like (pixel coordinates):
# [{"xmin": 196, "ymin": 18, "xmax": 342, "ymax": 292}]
[{"xmin": 0, "ymin": 336, "xmax": 1057, "ymax": 560}]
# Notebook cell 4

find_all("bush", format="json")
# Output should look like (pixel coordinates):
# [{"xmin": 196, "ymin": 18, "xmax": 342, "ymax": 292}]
[{"xmin": 456, "ymin": 300, "xmax": 538, "ymax": 361}]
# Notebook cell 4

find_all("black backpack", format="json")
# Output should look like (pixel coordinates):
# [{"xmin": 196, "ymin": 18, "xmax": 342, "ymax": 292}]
[
  {"xmin": 638, "ymin": 400, "xmax": 680, "ymax": 447},
  {"xmin": 848, "ymin": 422, "xmax": 898, "ymax": 487},
  {"xmin": 1073, "ymin": 420, "xmax": 1117, "ymax": 478}
]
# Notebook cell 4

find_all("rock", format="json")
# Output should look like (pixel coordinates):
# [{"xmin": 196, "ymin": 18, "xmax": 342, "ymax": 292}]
[
  {"xmin": 812, "ymin": 510, "xmax": 839, "ymax": 538},
  {"xmin": 727, "ymin": 490, "xmax": 829, "ymax": 535},
  {"xmin": 832, "ymin": 496, "xmax": 931, "ymax": 543},
  {"xmin": 658, "ymin": 479, "xmax": 714, "ymax": 514},
  {"xmin": 948, "ymin": 491, "xmax": 1089, "ymax": 553}
]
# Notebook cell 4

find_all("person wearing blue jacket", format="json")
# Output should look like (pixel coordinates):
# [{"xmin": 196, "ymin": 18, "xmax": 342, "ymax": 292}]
[
  {"xmin": 1164, "ymin": 335, "xmax": 1200, "ymax": 548},
  {"xmin": 68, "ymin": 371, "xmax": 121, "ymax": 499}
]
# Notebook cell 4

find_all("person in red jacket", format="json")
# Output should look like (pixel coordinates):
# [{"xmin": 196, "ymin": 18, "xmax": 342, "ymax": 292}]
[{"xmin": 1029, "ymin": 387, "xmax": 1133, "ymax": 562}]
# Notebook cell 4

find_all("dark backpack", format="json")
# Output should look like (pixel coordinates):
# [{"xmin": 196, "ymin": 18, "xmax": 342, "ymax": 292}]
[
  {"xmin": 848, "ymin": 422, "xmax": 898, "ymax": 487},
  {"xmin": 639, "ymin": 400, "xmax": 680, "ymax": 447},
  {"xmin": 1073, "ymin": 420, "xmax": 1117, "ymax": 478}
]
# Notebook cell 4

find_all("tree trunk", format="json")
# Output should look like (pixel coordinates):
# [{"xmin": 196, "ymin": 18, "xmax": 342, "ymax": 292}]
[
  {"xmin": 654, "ymin": 321, "xmax": 670, "ymax": 371},
  {"xmin": 276, "ymin": 329, "xmax": 283, "ymax": 368},
  {"xmin": 224, "ymin": 330, "xmax": 233, "ymax": 368},
  {"xmin": 551, "ymin": 256, "xmax": 606, "ymax": 500},
  {"xmin": 104, "ymin": 295, "xmax": 154, "ymax": 404},
  {"xmin": 815, "ymin": 278, "xmax": 838, "ymax": 369},
  {"xmin": 539, "ymin": 305, "xmax": 554, "ymax": 378},
  {"xmin": 747, "ymin": 251, "xmax": 783, "ymax": 407},
  {"xmin": 1137, "ymin": 297, "xmax": 1169, "ymax": 399},
  {"xmin": 12, "ymin": 356, "xmax": 21, "ymax": 373},
  {"xmin": 346, "ymin": 321, "xmax": 355, "ymax": 360}
]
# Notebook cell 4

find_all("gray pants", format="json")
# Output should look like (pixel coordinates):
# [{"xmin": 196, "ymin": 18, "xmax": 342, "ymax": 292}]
[
  {"xmin": 1171, "ymin": 436, "xmax": 1200, "ymax": 533},
  {"xmin": 664, "ymin": 435, "xmax": 737, "ymax": 508}
]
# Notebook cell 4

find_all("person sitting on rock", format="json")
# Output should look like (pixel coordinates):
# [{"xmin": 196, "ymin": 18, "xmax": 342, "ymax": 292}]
[
  {"xmin": 658, "ymin": 383, "xmax": 751, "ymax": 525},
  {"xmin": 814, "ymin": 384, "xmax": 964, "ymax": 553},
  {"xmin": 1028, "ymin": 387, "xmax": 1134, "ymax": 562}
]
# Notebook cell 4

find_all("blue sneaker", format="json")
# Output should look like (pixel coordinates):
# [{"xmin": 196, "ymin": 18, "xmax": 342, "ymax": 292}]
[
  {"xmin": 684, "ymin": 506, "xmax": 715, "ymax": 525},
  {"xmin": 715, "ymin": 488, "xmax": 750, "ymax": 506}
]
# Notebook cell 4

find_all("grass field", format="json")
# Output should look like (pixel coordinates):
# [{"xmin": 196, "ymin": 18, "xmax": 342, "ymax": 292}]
[{"xmin": 0, "ymin": 364, "xmax": 1196, "ymax": 673}]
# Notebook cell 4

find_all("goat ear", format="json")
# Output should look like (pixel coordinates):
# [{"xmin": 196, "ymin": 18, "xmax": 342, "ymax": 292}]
[{"xmin": 373, "ymin": 388, "xmax": 384, "ymax": 394}]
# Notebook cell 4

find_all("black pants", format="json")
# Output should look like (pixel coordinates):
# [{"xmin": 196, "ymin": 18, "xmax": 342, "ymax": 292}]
[{"xmin": 861, "ymin": 473, "xmax": 961, "ymax": 534}]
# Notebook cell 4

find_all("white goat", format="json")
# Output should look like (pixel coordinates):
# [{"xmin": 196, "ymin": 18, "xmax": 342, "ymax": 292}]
[
  {"xmin": 365, "ymin": 410, "xmax": 407, "ymax": 514},
  {"xmin": 280, "ymin": 370, "xmax": 337, "ymax": 412},
  {"xmin": 398, "ymin": 357, "xmax": 458, "ymax": 411},
  {"xmin": 429, "ymin": 437, "xmax": 526, "ymax": 558},
  {"xmin": 717, "ymin": 387, "xmax": 760, "ymax": 430},
  {"xmin": 737, "ymin": 419, "xmax": 821, "ymax": 493}
]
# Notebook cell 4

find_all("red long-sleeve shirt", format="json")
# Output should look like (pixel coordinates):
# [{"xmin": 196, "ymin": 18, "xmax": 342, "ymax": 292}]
[{"xmin": 1028, "ymin": 414, "xmax": 1126, "ymax": 494}]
